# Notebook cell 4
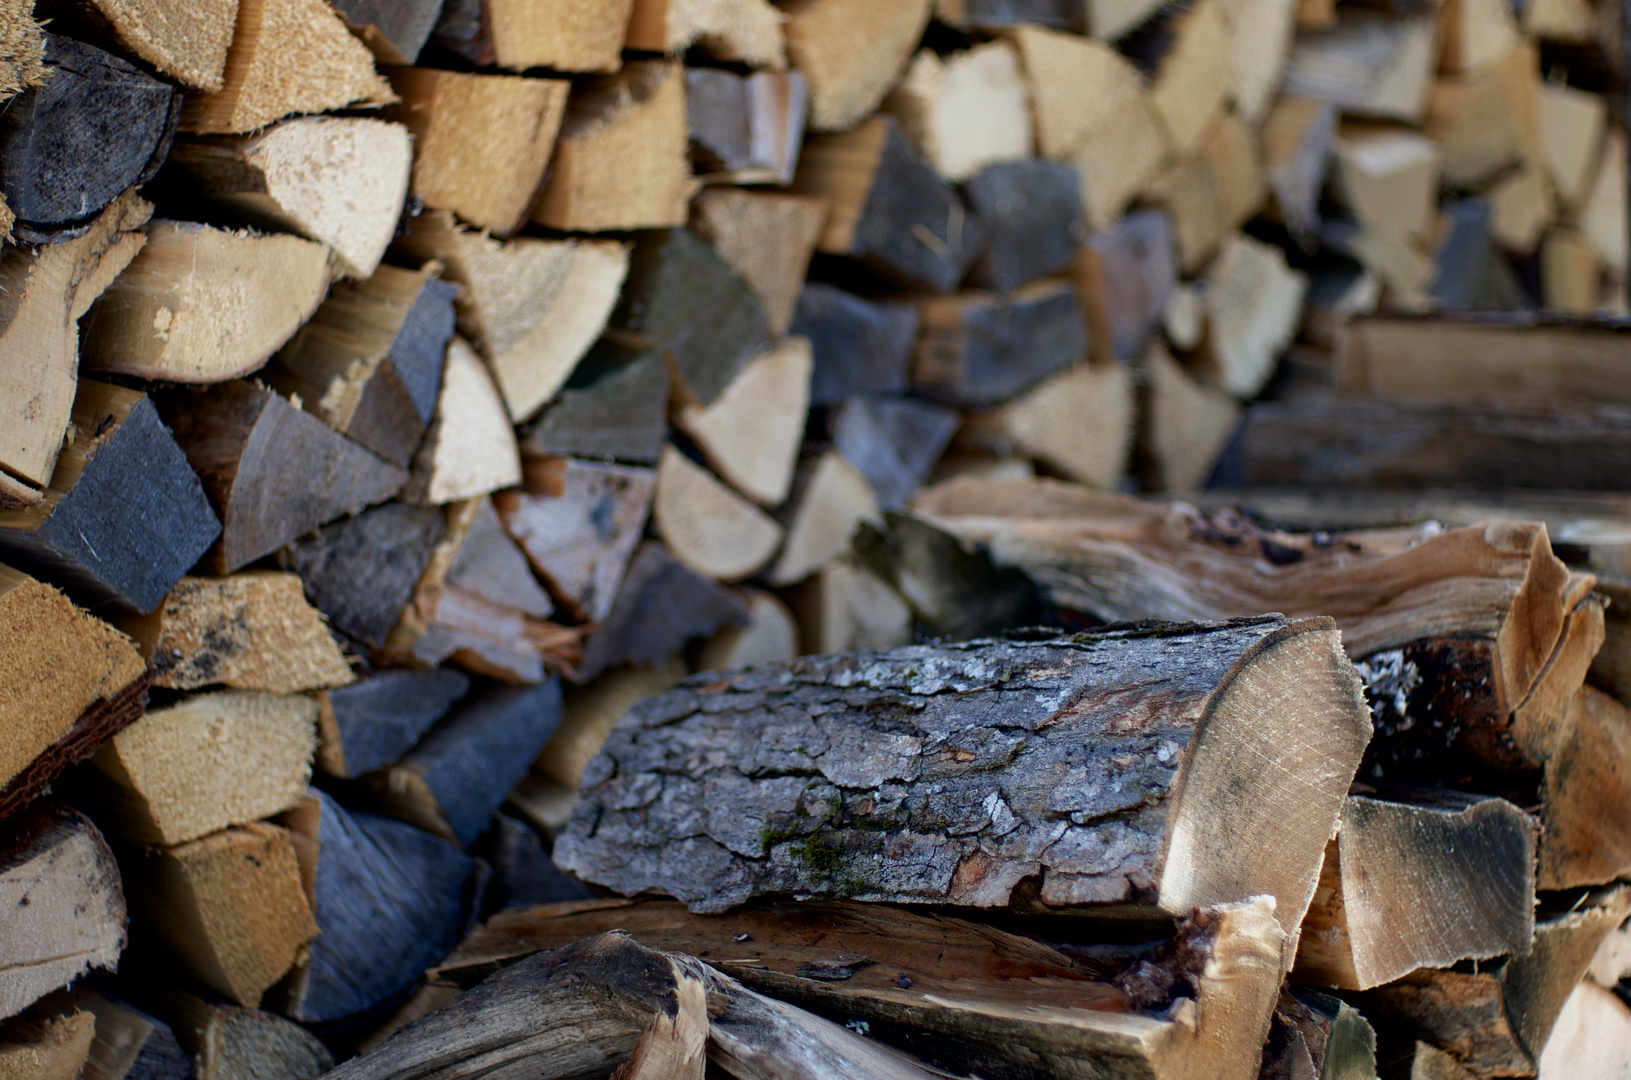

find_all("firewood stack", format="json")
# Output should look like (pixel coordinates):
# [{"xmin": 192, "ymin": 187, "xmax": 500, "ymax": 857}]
[{"xmin": 2, "ymin": 0, "xmax": 1631, "ymax": 1075}]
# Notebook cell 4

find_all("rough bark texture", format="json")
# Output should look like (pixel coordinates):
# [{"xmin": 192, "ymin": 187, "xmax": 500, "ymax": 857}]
[{"xmin": 556, "ymin": 617, "xmax": 1371, "ymax": 939}]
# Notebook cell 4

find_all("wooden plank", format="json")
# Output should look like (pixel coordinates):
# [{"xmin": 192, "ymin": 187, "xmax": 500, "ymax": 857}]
[
  {"xmin": 911, "ymin": 280, "xmax": 1088, "ymax": 406},
  {"xmin": 314, "ymin": 669, "xmax": 470, "ymax": 779},
  {"xmin": 689, "ymin": 189, "xmax": 827, "ymax": 336},
  {"xmin": 782, "ymin": 0, "xmax": 932, "ymax": 132},
  {"xmin": 0, "ymin": 34, "xmax": 178, "ymax": 242},
  {"xmin": 790, "ymin": 283, "xmax": 918, "ymax": 407},
  {"xmin": 686, "ymin": 68, "xmax": 808, "ymax": 186},
  {"xmin": 159, "ymin": 382, "xmax": 407, "ymax": 572},
  {"xmin": 518, "ymin": 339, "xmax": 669, "ymax": 466},
  {"xmin": 964, "ymin": 158, "xmax": 1083, "ymax": 293},
  {"xmin": 401, "ymin": 338, "xmax": 522, "ymax": 507},
  {"xmin": 287, "ymin": 503, "xmax": 446, "ymax": 651},
  {"xmin": 0, "ymin": 381, "xmax": 220, "ymax": 616},
  {"xmin": 881, "ymin": 41, "xmax": 1032, "ymax": 183},
  {"xmin": 574, "ymin": 542, "xmax": 748, "ymax": 682}
]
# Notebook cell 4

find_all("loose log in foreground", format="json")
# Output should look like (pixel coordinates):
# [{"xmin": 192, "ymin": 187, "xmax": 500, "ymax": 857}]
[{"xmin": 556, "ymin": 616, "xmax": 1371, "ymax": 941}]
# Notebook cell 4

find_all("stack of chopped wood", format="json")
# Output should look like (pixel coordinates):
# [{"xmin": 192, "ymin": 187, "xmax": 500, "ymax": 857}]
[{"xmin": 2, "ymin": 0, "xmax": 1631, "ymax": 1075}]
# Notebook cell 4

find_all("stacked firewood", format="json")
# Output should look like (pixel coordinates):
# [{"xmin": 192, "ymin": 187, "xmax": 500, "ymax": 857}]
[{"xmin": 2, "ymin": 0, "xmax": 1631, "ymax": 1076}]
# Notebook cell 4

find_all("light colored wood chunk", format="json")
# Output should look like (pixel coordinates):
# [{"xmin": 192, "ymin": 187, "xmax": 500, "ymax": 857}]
[
  {"xmin": 1207, "ymin": 111, "xmax": 1268, "ymax": 231},
  {"xmin": 782, "ymin": 0, "xmax": 934, "ymax": 132},
  {"xmin": 1425, "ymin": 45, "xmax": 1541, "ymax": 191},
  {"xmin": 182, "ymin": 0, "xmax": 395, "ymax": 134},
  {"xmin": 0, "ymin": 192, "xmax": 150, "ymax": 493},
  {"xmin": 1149, "ymin": 0, "xmax": 1231, "ymax": 159},
  {"xmin": 1220, "ymin": 0, "xmax": 1300, "ymax": 124},
  {"xmin": 654, "ymin": 446, "xmax": 783, "ymax": 582},
  {"xmin": 1578, "ymin": 129, "xmax": 1627, "ymax": 278},
  {"xmin": 0, "ymin": 0, "xmax": 45, "ymax": 101},
  {"xmin": 1140, "ymin": 347, "xmax": 1240, "ymax": 494},
  {"xmin": 787, "ymin": 555, "xmax": 912, "ymax": 654},
  {"xmin": 1163, "ymin": 281, "xmax": 1206, "ymax": 351},
  {"xmin": 1540, "ymin": 228, "xmax": 1601, "ymax": 311},
  {"xmin": 81, "ymin": 221, "xmax": 331, "ymax": 385},
  {"xmin": 626, "ymin": 0, "xmax": 785, "ymax": 68},
  {"xmin": 167, "ymin": 118, "xmax": 412, "ymax": 279},
  {"xmin": 1074, "ymin": 88, "xmax": 1171, "ymax": 231},
  {"xmin": 1283, "ymin": 14, "xmax": 1438, "ymax": 124},
  {"xmin": 697, "ymin": 588, "xmax": 798, "ymax": 672},
  {"xmin": 397, "ymin": 213, "xmax": 629, "ymax": 424},
  {"xmin": 1538, "ymin": 82, "xmax": 1606, "ymax": 214},
  {"xmin": 1333, "ymin": 125, "xmax": 1442, "ymax": 244},
  {"xmin": 1488, "ymin": 164, "xmax": 1552, "ymax": 252},
  {"xmin": 1537, "ymin": 981, "xmax": 1631, "ymax": 1077},
  {"xmin": 87, "ymin": 689, "xmax": 315, "ymax": 846},
  {"xmin": 1439, "ymin": 0, "xmax": 1521, "ymax": 74},
  {"xmin": 403, "ymin": 338, "xmax": 522, "ymax": 507},
  {"xmin": 535, "ymin": 656, "xmax": 687, "ymax": 790},
  {"xmin": 533, "ymin": 61, "xmax": 694, "ymax": 233},
  {"xmin": 486, "ymin": 0, "xmax": 637, "ymax": 71},
  {"xmin": 1522, "ymin": 0, "xmax": 1594, "ymax": 41},
  {"xmin": 1197, "ymin": 234, "xmax": 1308, "ymax": 398},
  {"xmin": 386, "ymin": 68, "xmax": 569, "ymax": 236},
  {"xmin": 882, "ymin": 41, "xmax": 1033, "ymax": 182},
  {"xmin": 1087, "ymin": 0, "xmax": 1167, "ymax": 40},
  {"xmin": 674, "ymin": 339, "xmax": 811, "ymax": 507},
  {"xmin": 768, "ymin": 451, "xmax": 881, "ymax": 586},
  {"xmin": 1005, "ymin": 27, "xmax": 1144, "ymax": 161},
  {"xmin": 689, "ymin": 190, "xmax": 828, "ymax": 337},
  {"xmin": 82, "ymin": 0, "xmax": 238, "ymax": 91},
  {"xmin": 0, "ymin": 1008, "xmax": 95, "ymax": 1080},
  {"xmin": 1146, "ymin": 152, "xmax": 1227, "ymax": 273},
  {"xmin": 962, "ymin": 364, "xmax": 1133, "ymax": 490}
]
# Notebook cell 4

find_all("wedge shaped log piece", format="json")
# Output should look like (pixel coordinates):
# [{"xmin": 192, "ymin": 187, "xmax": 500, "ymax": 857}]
[{"xmin": 556, "ymin": 616, "xmax": 1372, "ymax": 938}]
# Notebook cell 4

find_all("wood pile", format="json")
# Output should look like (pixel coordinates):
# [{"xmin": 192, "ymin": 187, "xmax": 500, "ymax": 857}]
[{"xmin": 2, "ymin": 0, "xmax": 1631, "ymax": 1076}]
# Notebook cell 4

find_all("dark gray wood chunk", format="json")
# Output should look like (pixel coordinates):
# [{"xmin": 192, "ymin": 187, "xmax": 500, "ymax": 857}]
[
  {"xmin": 575, "ymin": 541, "xmax": 749, "ymax": 683},
  {"xmin": 288, "ymin": 502, "xmax": 446, "ymax": 650},
  {"xmin": 791, "ymin": 284, "xmax": 919, "ymax": 407},
  {"xmin": 431, "ymin": 0, "xmax": 491, "ymax": 65},
  {"xmin": 331, "ymin": 0, "xmax": 445, "ymax": 63},
  {"xmin": 407, "ymin": 679, "xmax": 565, "ymax": 847},
  {"xmin": 0, "ymin": 394, "xmax": 221, "ymax": 616},
  {"xmin": 327, "ymin": 669, "xmax": 471, "ymax": 778},
  {"xmin": 474, "ymin": 812, "xmax": 595, "ymax": 912},
  {"xmin": 688, "ymin": 68, "xmax": 755, "ymax": 173},
  {"xmin": 294, "ymin": 789, "xmax": 479, "ymax": 1025},
  {"xmin": 391, "ymin": 277, "xmax": 459, "ymax": 425},
  {"xmin": 612, "ymin": 229, "xmax": 770, "ymax": 406},
  {"xmin": 852, "ymin": 117, "xmax": 987, "ymax": 293},
  {"xmin": 853, "ymin": 512, "xmax": 1042, "ymax": 641},
  {"xmin": 944, "ymin": 0, "xmax": 1086, "ymax": 30},
  {"xmin": 1083, "ymin": 209, "xmax": 1175, "ymax": 362},
  {"xmin": 0, "ymin": 34, "xmax": 179, "ymax": 241},
  {"xmin": 520, "ymin": 340, "xmax": 670, "ymax": 465},
  {"xmin": 446, "ymin": 498, "xmax": 554, "ymax": 619},
  {"xmin": 125, "ymin": 1014, "xmax": 196, "ymax": 1080},
  {"xmin": 964, "ymin": 159, "xmax": 1084, "ymax": 293},
  {"xmin": 831, "ymin": 396, "xmax": 959, "ymax": 511},
  {"xmin": 913, "ymin": 286, "xmax": 1088, "ymax": 406}
]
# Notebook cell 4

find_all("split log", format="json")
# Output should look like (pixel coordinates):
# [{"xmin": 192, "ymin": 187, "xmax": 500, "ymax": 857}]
[
  {"xmin": 162, "ymin": 381, "xmax": 408, "ymax": 571},
  {"xmin": 1259, "ymin": 986, "xmax": 1377, "ymax": 1080},
  {"xmin": 1537, "ymin": 980, "xmax": 1631, "ymax": 1077},
  {"xmin": 286, "ymin": 503, "xmax": 446, "ymax": 651},
  {"xmin": 383, "ymin": 68, "xmax": 567, "ymax": 237},
  {"xmin": 767, "ymin": 450, "xmax": 880, "ymax": 586},
  {"xmin": 435, "ymin": 896, "xmax": 1288, "ymax": 1080},
  {"xmin": 881, "ymin": 41, "xmax": 1033, "ymax": 183},
  {"xmin": 1206, "ymin": 112, "xmax": 1268, "ymax": 231},
  {"xmin": 1338, "ymin": 313, "xmax": 1631, "ymax": 405},
  {"xmin": 402, "ymin": 339, "xmax": 522, "ymax": 507},
  {"xmin": 357, "ymin": 679, "xmax": 564, "ymax": 847},
  {"xmin": 790, "ymin": 284, "xmax": 918, "ymax": 407},
  {"xmin": 119, "ymin": 822, "xmax": 316, "ymax": 1006},
  {"xmin": 0, "ymin": 1006, "xmax": 95, "ymax": 1080},
  {"xmin": 1538, "ymin": 686, "xmax": 1631, "ymax": 889},
  {"xmin": 0, "ymin": 1, "xmax": 43, "ymax": 101},
  {"xmin": 1074, "ymin": 209, "xmax": 1176, "ymax": 363},
  {"xmin": 340, "ymin": 930, "xmax": 948, "ymax": 1080},
  {"xmin": 1303, "ymin": 266, "xmax": 1379, "ymax": 348},
  {"xmin": 0, "ymin": 191, "xmax": 150, "ymax": 498},
  {"xmin": 574, "ymin": 542, "xmax": 748, "ymax": 682},
  {"xmin": 182, "ymin": 0, "xmax": 394, "ymax": 135},
  {"xmin": 1536, "ymin": 81, "xmax": 1605, "ymax": 213},
  {"xmin": 0, "ymin": 566, "xmax": 146, "ymax": 820},
  {"xmin": 1195, "ymin": 234, "xmax": 1309, "ymax": 399},
  {"xmin": 611, "ymin": 229, "xmax": 770, "ymax": 407},
  {"xmin": 1438, "ymin": 0, "xmax": 1521, "ymax": 73},
  {"xmin": 314, "ymin": 669, "xmax": 470, "ymax": 780},
  {"xmin": 911, "ymin": 281, "xmax": 1088, "ymax": 406},
  {"xmin": 535, "ymin": 659, "xmax": 688, "ymax": 791},
  {"xmin": 0, "ymin": 35, "xmax": 178, "ymax": 242},
  {"xmin": 429, "ymin": 0, "xmax": 633, "ymax": 71},
  {"xmin": 121, "ymin": 572, "xmax": 351, "ymax": 695},
  {"xmin": 0, "ymin": 381, "xmax": 220, "ymax": 616},
  {"xmin": 1070, "ymin": 86, "xmax": 1172, "ymax": 233},
  {"xmin": 396, "ymin": 213, "xmax": 630, "ymax": 423},
  {"xmin": 73, "ymin": 991, "xmax": 194, "ymax": 1080},
  {"xmin": 1219, "ymin": 0, "xmax": 1300, "ymax": 126},
  {"xmin": 54, "ymin": 0, "xmax": 234, "ymax": 90},
  {"xmin": 1540, "ymin": 229, "xmax": 1600, "ymax": 312},
  {"xmin": 1138, "ymin": 347, "xmax": 1240, "ymax": 494},
  {"xmin": 672, "ymin": 339, "xmax": 810, "ymax": 506},
  {"xmin": 474, "ymin": 812, "xmax": 595, "ymax": 911},
  {"xmin": 785, "ymin": 554, "xmax": 912, "ymax": 653},
  {"xmin": 623, "ymin": 0, "xmax": 784, "ymax": 69},
  {"xmin": 331, "ymin": 0, "xmax": 442, "ymax": 64},
  {"xmin": 964, "ymin": 159, "xmax": 1083, "ymax": 293},
  {"xmin": 1004, "ymin": 26, "xmax": 1138, "ymax": 161},
  {"xmin": 277, "ymin": 790, "xmax": 480, "ymax": 1026},
  {"xmin": 496, "ymin": 458, "xmax": 656, "ymax": 621},
  {"xmin": 831, "ymin": 395, "xmax": 960, "ymax": 512},
  {"xmin": 81, "ymin": 222, "xmax": 333, "ymax": 385},
  {"xmin": 519, "ymin": 340, "xmax": 669, "ymax": 466},
  {"xmin": 82, "ymin": 689, "xmax": 315, "ymax": 846},
  {"xmin": 1577, "ymin": 129, "xmax": 1626, "ymax": 274},
  {"xmin": 697, "ymin": 588, "xmax": 799, "ymax": 672},
  {"xmin": 1144, "ymin": 153, "xmax": 1228, "ymax": 276},
  {"xmin": 1282, "ymin": 13, "xmax": 1437, "ymax": 124},
  {"xmin": 1487, "ymin": 165, "xmax": 1551, "ymax": 254},
  {"xmin": 958, "ymin": 363, "xmax": 1134, "ymax": 490},
  {"xmin": 782, "ymin": 0, "xmax": 932, "ymax": 132},
  {"xmin": 533, "ymin": 61, "xmax": 694, "ymax": 233},
  {"xmin": 133, "ymin": 985, "xmax": 332, "ymax": 1080},
  {"xmin": 1363, "ymin": 891, "xmax": 1630, "ymax": 1078},
  {"xmin": 1222, "ymin": 396, "xmax": 1631, "ymax": 491},
  {"xmin": 1143, "ymin": 0, "xmax": 1231, "ymax": 159},
  {"xmin": 793, "ymin": 116, "xmax": 987, "ymax": 294},
  {"xmin": 687, "ymin": 68, "xmax": 808, "ymax": 185},
  {"xmin": 555, "ymin": 615, "xmax": 1372, "ymax": 931},
  {"xmin": 162, "ymin": 119, "xmax": 410, "ymax": 280},
  {"xmin": 1293, "ymin": 793, "xmax": 1537, "ymax": 991},
  {"xmin": 689, "ymin": 190, "xmax": 827, "ymax": 337},
  {"xmin": 651, "ymin": 446, "xmax": 783, "ymax": 582},
  {"xmin": 1424, "ymin": 46, "xmax": 1539, "ymax": 192},
  {"xmin": 1261, "ymin": 95, "xmax": 1336, "ymax": 236},
  {"xmin": 1163, "ymin": 281, "xmax": 1207, "ymax": 352},
  {"xmin": 0, "ymin": 801, "xmax": 125, "ymax": 1019}
]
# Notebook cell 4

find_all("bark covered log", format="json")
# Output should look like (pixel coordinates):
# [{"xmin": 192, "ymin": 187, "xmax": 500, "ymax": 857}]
[{"xmin": 556, "ymin": 616, "xmax": 1371, "ymax": 944}]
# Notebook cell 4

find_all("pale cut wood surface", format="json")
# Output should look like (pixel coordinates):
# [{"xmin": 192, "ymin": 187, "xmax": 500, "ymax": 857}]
[
  {"xmin": 1005, "ymin": 26, "xmax": 1140, "ymax": 161},
  {"xmin": 1139, "ymin": 347, "xmax": 1239, "ymax": 495},
  {"xmin": 768, "ymin": 450, "xmax": 880, "ymax": 586},
  {"xmin": 0, "ymin": 1007, "xmax": 95, "ymax": 1080},
  {"xmin": 1147, "ymin": 0, "xmax": 1230, "ymax": 159},
  {"xmin": 1537, "ymin": 980, "xmax": 1631, "ymax": 1078},
  {"xmin": 1425, "ymin": 45, "xmax": 1540, "ymax": 192},
  {"xmin": 0, "ymin": 0, "xmax": 45, "ymax": 100},
  {"xmin": 72, "ymin": 989, "xmax": 192, "ymax": 1080},
  {"xmin": 0, "ymin": 802, "xmax": 126, "ymax": 1021},
  {"xmin": 689, "ymin": 190, "xmax": 827, "ymax": 337},
  {"xmin": 782, "ymin": 0, "xmax": 933, "ymax": 132},
  {"xmin": 625, "ymin": 0, "xmax": 786, "ymax": 68},
  {"xmin": 536, "ymin": 657, "xmax": 687, "ymax": 790},
  {"xmin": 1536, "ymin": 81, "xmax": 1605, "ymax": 212},
  {"xmin": 787, "ymin": 554, "xmax": 913, "ymax": 654},
  {"xmin": 182, "ymin": 0, "xmax": 394, "ymax": 134},
  {"xmin": 86, "ymin": 689, "xmax": 314, "ymax": 846},
  {"xmin": 556, "ymin": 616, "xmax": 1371, "ymax": 939},
  {"xmin": 697, "ymin": 588, "xmax": 799, "ymax": 673},
  {"xmin": 882, "ymin": 41, "xmax": 1032, "ymax": 183},
  {"xmin": 1219, "ymin": 0, "xmax": 1299, "ymax": 124},
  {"xmin": 675, "ymin": 339, "xmax": 811, "ymax": 507},
  {"xmin": 1072, "ymin": 87, "xmax": 1171, "ymax": 232},
  {"xmin": 475, "ymin": 0, "xmax": 635, "ymax": 71},
  {"xmin": 653, "ymin": 446, "xmax": 783, "ymax": 583},
  {"xmin": 403, "ymin": 338, "xmax": 523, "ymax": 507},
  {"xmin": 960, "ymin": 363, "xmax": 1133, "ymax": 491},
  {"xmin": 1197, "ymin": 234, "xmax": 1309, "ymax": 399},
  {"xmin": 81, "ymin": 0, "xmax": 236, "ymax": 91},
  {"xmin": 1282, "ymin": 13, "xmax": 1437, "ymax": 123}
]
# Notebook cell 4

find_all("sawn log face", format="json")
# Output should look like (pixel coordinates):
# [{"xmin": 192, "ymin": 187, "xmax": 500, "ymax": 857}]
[{"xmin": 555, "ymin": 616, "xmax": 1372, "ymax": 931}]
